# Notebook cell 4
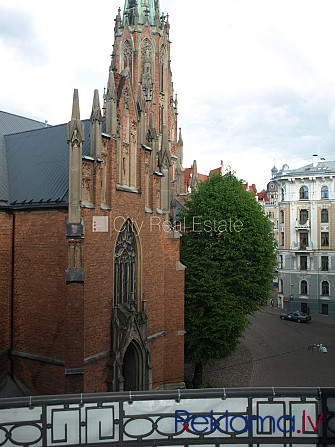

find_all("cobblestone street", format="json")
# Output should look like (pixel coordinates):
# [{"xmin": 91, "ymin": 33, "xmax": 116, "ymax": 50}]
[{"xmin": 194, "ymin": 305, "xmax": 335, "ymax": 388}]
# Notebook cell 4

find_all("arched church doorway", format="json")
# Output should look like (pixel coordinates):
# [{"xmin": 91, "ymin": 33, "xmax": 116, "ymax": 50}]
[
  {"xmin": 123, "ymin": 342, "xmax": 141, "ymax": 391},
  {"xmin": 108, "ymin": 219, "xmax": 152, "ymax": 392}
]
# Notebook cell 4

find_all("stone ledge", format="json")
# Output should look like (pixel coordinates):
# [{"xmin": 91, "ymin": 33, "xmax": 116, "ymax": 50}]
[
  {"xmin": 65, "ymin": 368, "xmax": 84, "ymax": 376},
  {"xmin": 116, "ymin": 184, "xmax": 142, "ymax": 194},
  {"xmin": 176, "ymin": 261, "xmax": 186, "ymax": 271},
  {"xmin": 65, "ymin": 269, "xmax": 85, "ymax": 283}
]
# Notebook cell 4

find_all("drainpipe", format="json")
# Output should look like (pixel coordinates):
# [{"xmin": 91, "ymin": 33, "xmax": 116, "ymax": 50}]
[{"xmin": 9, "ymin": 210, "xmax": 15, "ymax": 379}]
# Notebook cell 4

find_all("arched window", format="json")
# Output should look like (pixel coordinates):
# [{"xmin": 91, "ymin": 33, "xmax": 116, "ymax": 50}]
[
  {"xmin": 300, "ymin": 186, "xmax": 309, "ymax": 200},
  {"xmin": 300, "ymin": 209, "xmax": 308, "ymax": 224},
  {"xmin": 300, "ymin": 280, "xmax": 308, "ymax": 295},
  {"xmin": 114, "ymin": 220, "xmax": 138, "ymax": 306},
  {"xmin": 322, "ymin": 281, "xmax": 329, "ymax": 296},
  {"xmin": 321, "ymin": 186, "xmax": 329, "ymax": 199},
  {"xmin": 321, "ymin": 209, "xmax": 329, "ymax": 223}
]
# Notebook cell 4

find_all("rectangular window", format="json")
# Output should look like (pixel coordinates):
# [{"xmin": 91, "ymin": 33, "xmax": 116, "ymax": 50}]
[
  {"xmin": 300, "ymin": 256, "xmax": 307, "ymax": 270},
  {"xmin": 321, "ymin": 209, "xmax": 329, "ymax": 223},
  {"xmin": 281, "ymin": 232, "xmax": 285, "ymax": 246},
  {"xmin": 321, "ymin": 256, "xmax": 329, "ymax": 271},
  {"xmin": 279, "ymin": 255, "xmax": 283, "ymax": 269},
  {"xmin": 321, "ymin": 232, "xmax": 329, "ymax": 247},
  {"xmin": 300, "ymin": 232, "xmax": 308, "ymax": 250},
  {"xmin": 299, "ymin": 209, "xmax": 308, "ymax": 224}
]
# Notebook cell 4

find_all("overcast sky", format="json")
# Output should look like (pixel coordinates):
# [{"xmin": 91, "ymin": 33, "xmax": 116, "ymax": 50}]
[{"xmin": 1, "ymin": 0, "xmax": 335, "ymax": 190}]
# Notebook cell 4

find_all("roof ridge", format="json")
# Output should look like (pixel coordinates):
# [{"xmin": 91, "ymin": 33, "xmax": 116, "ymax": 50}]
[
  {"xmin": 4, "ymin": 119, "xmax": 90, "ymax": 138},
  {"xmin": 0, "ymin": 110, "xmax": 46, "ymax": 126}
]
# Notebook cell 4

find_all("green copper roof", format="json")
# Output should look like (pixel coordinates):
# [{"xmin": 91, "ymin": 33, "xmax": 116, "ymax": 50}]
[{"xmin": 123, "ymin": 0, "xmax": 160, "ymax": 26}]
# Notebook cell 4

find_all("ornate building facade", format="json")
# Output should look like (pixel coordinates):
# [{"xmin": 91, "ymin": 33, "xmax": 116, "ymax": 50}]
[
  {"xmin": 274, "ymin": 156, "xmax": 335, "ymax": 315},
  {"xmin": 0, "ymin": 0, "xmax": 186, "ymax": 396}
]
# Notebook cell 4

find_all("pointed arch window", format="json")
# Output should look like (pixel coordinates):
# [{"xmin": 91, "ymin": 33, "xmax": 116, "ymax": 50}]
[
  {"xmin": 114, "ymin": 220, "xmax": 137, "ymax": 306},
  {"xmin": 123, "ymin": 40, "xmax": 133, "ymax": 77},
  {"xmin": 159, "ymin": 45, "xmax": 166, "ymax": 92},
  {"xmin": 128, "ymin": 0, "xmax": 136, "ymax": 24}
]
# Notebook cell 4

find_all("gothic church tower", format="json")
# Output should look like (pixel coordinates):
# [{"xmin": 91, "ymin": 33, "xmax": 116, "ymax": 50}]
[{"xmin": 106, "ymin": 0, "xmax": 184, "ymax": 212}]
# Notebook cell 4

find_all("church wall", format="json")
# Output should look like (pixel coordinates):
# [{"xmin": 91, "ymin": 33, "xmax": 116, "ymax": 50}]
[
  {"xmin": 162, "ymin": 236, "xmax": 185, "ymax": 386},
  {"xmin": 1, "ymin": 3, "xmax": 185, "ymax": 395},
  {"xmin": 0, "ymin": 212, "xmax": 13, "ymax": 374},
  {"xmin": 80, "ymin": 131, "xmax": 184, "ymax": 392},
  {"xmin": 11, "ymin": 211, "xmax": 68, "ymax": 394}
]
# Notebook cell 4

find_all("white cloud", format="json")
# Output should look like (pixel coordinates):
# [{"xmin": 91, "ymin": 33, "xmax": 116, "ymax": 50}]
[{"xmin": 1, "ymin": 0, "xmax": 335, "ymax": 189}]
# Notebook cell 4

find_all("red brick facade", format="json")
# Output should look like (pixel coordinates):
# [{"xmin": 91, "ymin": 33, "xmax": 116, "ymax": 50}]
[{"xmin": 0, "ymin": 2, "xmax": 185, "ymax": 395}]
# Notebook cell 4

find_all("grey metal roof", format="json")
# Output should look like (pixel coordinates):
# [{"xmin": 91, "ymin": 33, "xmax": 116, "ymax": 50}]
[
  {"xmin": 274, "ymin": 161, "xmax": 335, "ymax": 179},
  {"xmin": 1, "ymin": 112, "xmax": 90, "ymax": 208},
  {"xmin": 0, "ymin": 111, "xmax": 47, "ymax": 204}
]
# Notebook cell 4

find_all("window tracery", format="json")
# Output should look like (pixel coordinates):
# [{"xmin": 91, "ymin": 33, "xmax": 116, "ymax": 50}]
[{"xmin": 114, "ymin": 220, "xmax": 137, "ymax": 306}]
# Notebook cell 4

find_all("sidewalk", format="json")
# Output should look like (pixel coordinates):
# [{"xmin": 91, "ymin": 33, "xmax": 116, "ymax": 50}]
[{"xmin": 262, "ymin": 304, "xmax": 335, "ymax": 326}]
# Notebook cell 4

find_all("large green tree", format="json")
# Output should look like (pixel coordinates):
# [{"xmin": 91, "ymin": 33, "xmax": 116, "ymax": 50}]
[{"xmin": 180, "ymin": 171, "xmax": 276, "ymax": 387}]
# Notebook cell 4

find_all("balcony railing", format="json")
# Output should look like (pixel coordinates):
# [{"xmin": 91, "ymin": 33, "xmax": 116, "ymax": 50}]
[
  {"xmin": 292, "ymin": 242, "xmax": 313, "ymax": 251},
  {"xmin": 0, "ymin": 387, "xmax": 334, "ymax": 446},
  {"xmin": 295, "ymin": 219, "xmax": 310, "ymax": 230}
]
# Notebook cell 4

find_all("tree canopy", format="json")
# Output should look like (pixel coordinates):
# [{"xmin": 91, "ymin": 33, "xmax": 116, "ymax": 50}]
[{"xmin": 180, "ymin": 171, "xmax": 276, "ymax": 386}]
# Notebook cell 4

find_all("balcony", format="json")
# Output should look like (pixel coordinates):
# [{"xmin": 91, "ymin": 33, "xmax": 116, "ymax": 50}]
[
  {"xmin": 292, "ymin": 242, "xmax": 313, "ymax": 251},
  {"xmin": 295, "ymin": 219, "xmax": 310, "ymax": 230},
  {"xmin": 0, "ymin": 388, "xmax": 334, "ymax": 446}
]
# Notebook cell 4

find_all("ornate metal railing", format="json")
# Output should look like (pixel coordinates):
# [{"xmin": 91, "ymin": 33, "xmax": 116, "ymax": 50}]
[{"xmin": 0, "ymin": 387, "xmax": 334, "ymax": 446}]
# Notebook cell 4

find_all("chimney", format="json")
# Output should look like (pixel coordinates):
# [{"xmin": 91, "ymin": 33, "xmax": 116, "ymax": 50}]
[{"xmin": 313, "ymin": 154, "xmax": 318, "ymax": 168}]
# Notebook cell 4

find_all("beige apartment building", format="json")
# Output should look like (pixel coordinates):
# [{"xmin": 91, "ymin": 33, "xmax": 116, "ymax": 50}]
[{"xmin": 273, "ymin": 156, "xmax": 335, "ymax": 315}]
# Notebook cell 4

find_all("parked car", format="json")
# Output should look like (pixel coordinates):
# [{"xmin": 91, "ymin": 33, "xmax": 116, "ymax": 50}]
[{"xmin": 280, "ymin": 311, "xmax": 311, "ymax": 323}]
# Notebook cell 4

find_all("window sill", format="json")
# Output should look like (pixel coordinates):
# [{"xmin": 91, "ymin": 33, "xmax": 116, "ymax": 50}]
[{"xmin": 116, "ymin": 184, "xmax": 142, "ymax": 194}]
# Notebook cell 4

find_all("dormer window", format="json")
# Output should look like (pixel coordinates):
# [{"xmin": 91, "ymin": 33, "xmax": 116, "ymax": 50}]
[{"xmin": 299, "ymin": 186, "xmax": 309, "ymax": 200}]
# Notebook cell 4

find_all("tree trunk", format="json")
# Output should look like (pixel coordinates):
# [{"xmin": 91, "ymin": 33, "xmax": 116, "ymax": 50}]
[{"xmin": 192, "ymin": 362, "xmax": 203, "ymax": 388}]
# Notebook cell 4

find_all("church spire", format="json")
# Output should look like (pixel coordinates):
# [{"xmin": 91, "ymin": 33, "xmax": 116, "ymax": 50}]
[
  {"xmin": 123, "ymin": 0, "xmax": 160, "ymax": 26},
  {"xmin": 67, "ymin": 89, "xmax": 84, "ymax": 225},
  {"xmin": 90, "ymin": 89, "xmax": 102, "ymax": 159}
]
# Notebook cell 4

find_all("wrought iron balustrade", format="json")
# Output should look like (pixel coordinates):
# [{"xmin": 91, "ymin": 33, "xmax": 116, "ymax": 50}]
[{"xmin": 0, "ymin": 387, "xmax": 334, "ymax": 446}]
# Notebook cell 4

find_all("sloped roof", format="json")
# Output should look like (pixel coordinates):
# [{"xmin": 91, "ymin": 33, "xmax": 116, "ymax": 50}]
[
  {"xmin": 0, "ymin": 373, "xmax": 30, "ymax": 398},
  {"xmin": 123, "ymin": 0, "xmax": 160, "ymax": 26},
  {"xmin": 257, "ymin": 191, "xmax": 269, "ymax": 202},
  {"xmin": 0, "ymin": 111, "xmax": 46, "ymax": 204},
  {"xmin": 183, "ymin": 166, "xmax": 208, "ymax": 190},
  {"xmin": 198, "ymin": 173, "xmax": 208, "ymax": 182},
  {"xmin": 0, "ymin": 112, "xmax": 90, "ymax": 208},
  {"xmin": 275, "ymin": 161, "xmax": 335, "ymax": 179}
]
